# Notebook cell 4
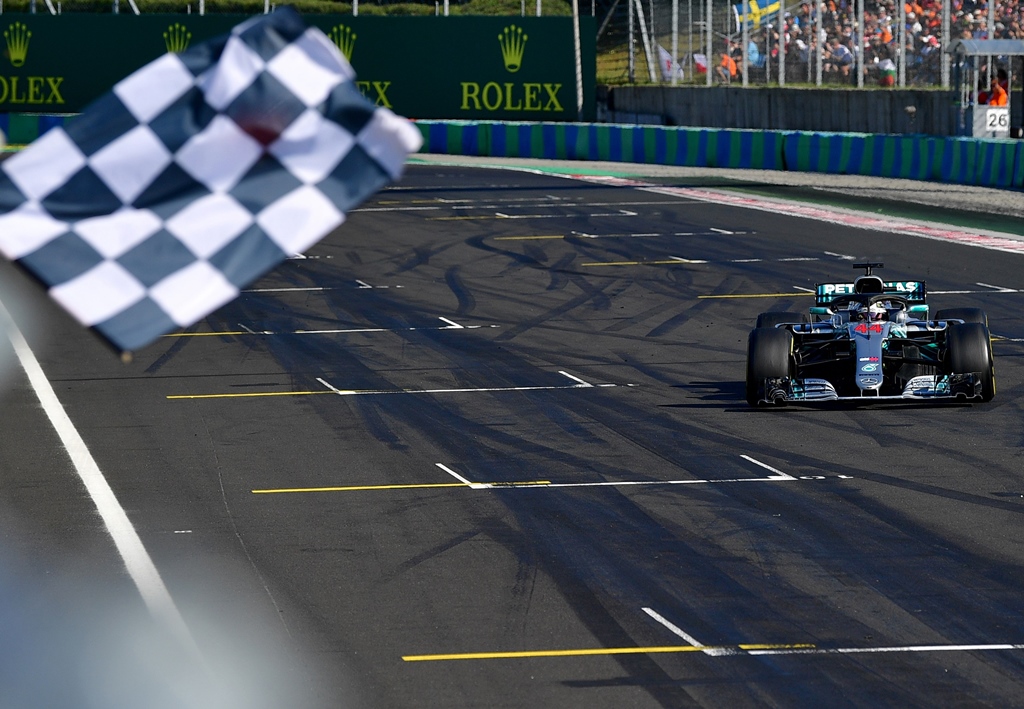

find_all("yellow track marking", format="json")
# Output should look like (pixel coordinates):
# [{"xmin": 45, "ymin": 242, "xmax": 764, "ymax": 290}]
[
  {"xmin": 427, "ymin": 216, "xmax": 496, "ymax": 221},
  {"xmin": 402, "ymin": 643, "xmax": 815, "ymax": 662},
  {"xmin": 581, "ymin": 259, "xmax": 689, "ymax": 267},
  {"xmin": 252, "ymin": 480, "xmax": 552, "ymax": 494},
  {"xmin": 494, "ymin": 235, "xmax": 565, "ymax": 241},
  {"xmin": 376, "ymin": 199, "xmax": 440, "ymax": 204},
  {"xmin": 167, "ymin": 391, "xmax": 336, "ymax": 400},
  {"xmin": 253, "ymin": 482, "xmax": 470, "ymax": 494}
]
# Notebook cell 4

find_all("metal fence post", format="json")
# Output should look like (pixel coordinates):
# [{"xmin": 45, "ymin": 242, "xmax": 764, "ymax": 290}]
[
  {"xmin": 706, "ymin": 0, "xmax": 713, "ymax": 86},
  {"xmin": 742, "ymin": 0, "xmax": 749, "ymax": 86},
  {"xmin": 815, "ymin": 0, "xmax": 822, "ymax": 86},
  {"xmin": 777, "ymin": 1, "xmax": 784, "ymax": 87},
  {"xmin": 941, "ymin": 0, "xmax": 950, "ymax": 87},
  {"xmin": 672, "ymin": 0, "xmax": 679, "ymax": 85},
  {"xmin": 857, "ymin": 0, "xmax": 864, "ymax": 87},
  {"xmin": 898, "ymin": 0, "xmax": 906, "ymax": 86},
  {"xmin": 629, "ymin": 0, "xmax": 635, "ymax": 82}
]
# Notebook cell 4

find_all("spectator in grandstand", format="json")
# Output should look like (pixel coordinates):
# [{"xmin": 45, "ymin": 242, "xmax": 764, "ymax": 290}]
[
  {"xmin": 748, "ymin": 36, "xmax": 766, "ymax": 68},
  {"xmin": 825, "ymin": 37, "xmax": 855, "ymax": 78},
  {"xmin": 721, "ymin": 0, "xmax": 1024, "ymax": 86},
  {"xmin": 907, "ymin": 11, "xmax": 924, "ymax": 35},
  {"xmin": 793, "ymin": 37, "xmax": 810, "ymax": 64},
  {"xmin": 717, "ymin": 45, "xmax": 739, "ymax": 84},
  {"xmin": 824, "ymin": 0, "xmax": 841, "ymax": 28},
  {"xmin": 918, "ymin": 34, "xmax": 942, "ymax": 82},
  {"xmin": 875, "ymin": 56, "xmax": 895, "ymax": 85}
]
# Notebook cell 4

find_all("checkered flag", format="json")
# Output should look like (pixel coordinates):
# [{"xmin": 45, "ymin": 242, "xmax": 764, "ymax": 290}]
[{"xmin": 0, "ymin": 8, "xmax": 421, "ymax": 354}]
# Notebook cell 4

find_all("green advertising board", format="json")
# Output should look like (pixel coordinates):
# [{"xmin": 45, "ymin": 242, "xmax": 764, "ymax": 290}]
[{"xmin": 0, "ymin": 14, "xmax": 595, "ymax": 120}]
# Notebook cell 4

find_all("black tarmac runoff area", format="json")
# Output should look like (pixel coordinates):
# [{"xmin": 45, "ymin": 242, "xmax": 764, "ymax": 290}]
[{"xmin": 1, "ymin": 161, "xmax": 1024, "ymax": 709}]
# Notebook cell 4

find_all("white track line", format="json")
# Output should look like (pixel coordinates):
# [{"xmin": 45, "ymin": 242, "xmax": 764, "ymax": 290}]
[
  {"xmin": 496, "ymin": 209, "xmax": 639, "ymax": 219},
  {"xmin": 238, "ymin": 322, "xmax": 270, "ymax": 335},
  {"xmin": 352, "ymin": 205, "xmax": 442, "ymax": 212},
  {"xmin": 435, "ymin": 463, "xmax": 489, "ymax": 490},
  {"xmin": 214, "ymin": 321, "xmax": 495, "ymax": 337},
  {"xmin": 740, "ymin": 455, "xmax": 798, "ymax": 480},
  {"xmin": 312, "ymin": 380, "xmax": 613, "ymax": 398},
  {"xmin": 748, "ymin": 643, "xmax": 1024, "ymax": 657},
  {"xmin": 536, "ymin": 475, "xmax": 804, "ymax": 489},
  {"xmin": 559, "ymin": 371, "xmax": 594, "ymax": 387},
  {"xmin": 931, "ymin": 289, "xmax": 1013, "ymax": 295},
  {"xmin": 244, "ymin": 286, "xmax": 334, "ymax": 293},
  {"xmin": 316, "ymin": 377, "xmax": 342, "ymax": 393},
  {"xmin": 976, "ymin": 282, "xmax": 1018, "ymax": 292},
  {"xmin": 0, "ymin": 298, "xmax": 198, "ymax": 655},
  {"xmin": 642, "ymin": 608, "xmax": 732, "ymax": 656}
]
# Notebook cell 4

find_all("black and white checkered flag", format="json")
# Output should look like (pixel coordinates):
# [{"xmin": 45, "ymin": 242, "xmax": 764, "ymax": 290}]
[{"xmin": 0, "ymin": 8, "xmax": 421, "ymax": 354}]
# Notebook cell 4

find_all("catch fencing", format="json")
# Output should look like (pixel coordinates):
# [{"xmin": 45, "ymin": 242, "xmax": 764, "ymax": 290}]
[{"xmin": 597, "ymin": 0, "xmax": 1018, "ymax": 91}]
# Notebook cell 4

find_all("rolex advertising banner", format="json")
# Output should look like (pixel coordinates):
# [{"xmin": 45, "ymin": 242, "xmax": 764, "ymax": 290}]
[{"xmin": 0, "ymin": 15, "xmax": 595, "ymax": 121}]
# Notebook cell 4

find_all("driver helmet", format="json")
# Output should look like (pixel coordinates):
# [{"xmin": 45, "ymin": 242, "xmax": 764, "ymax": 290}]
[{"xmin": 868, "ymin": 302, "xmax": 887, "ymax": 321}]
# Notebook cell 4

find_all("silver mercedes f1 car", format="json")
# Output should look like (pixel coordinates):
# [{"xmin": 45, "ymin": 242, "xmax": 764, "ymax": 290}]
[{"xmin": 746, "ymin": 263, "xmax": 996, "ymax": 405}]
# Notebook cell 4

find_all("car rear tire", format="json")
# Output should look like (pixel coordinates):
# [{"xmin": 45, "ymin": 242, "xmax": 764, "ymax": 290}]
[
  {"xmin": 746, "ymin": 327, "xmax": 793, "ymax": 406},
  {"xmin": 946, "ymin": 322, "xmax": 996, "ymax": 402},
  {"xmin": 755, "ymin": 311, "xmax": 808, "ymax": 328},
  {"xmin": 935, "ymin": 307, "xmax": 988, "ymax": 326}
]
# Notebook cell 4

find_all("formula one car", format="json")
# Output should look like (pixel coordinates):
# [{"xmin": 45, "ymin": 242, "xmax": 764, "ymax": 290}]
[{"xmin": 746, "ymin": 263, "xmax": 995, "ymax": 405}]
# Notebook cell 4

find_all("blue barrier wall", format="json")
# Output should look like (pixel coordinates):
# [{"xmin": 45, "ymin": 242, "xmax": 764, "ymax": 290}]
[
  {"xmin": 4, "ymin": 114, "xmax": 1022, "ymax": 190},
  {"xmin": 416, "ymin": 120, "xmax": 1024, "ymax": 190}
]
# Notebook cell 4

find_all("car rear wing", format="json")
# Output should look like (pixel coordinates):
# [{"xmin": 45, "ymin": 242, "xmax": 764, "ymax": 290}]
[{"xmin": 814, "ymin": 281, "xmax": 927, "ymax": 307}]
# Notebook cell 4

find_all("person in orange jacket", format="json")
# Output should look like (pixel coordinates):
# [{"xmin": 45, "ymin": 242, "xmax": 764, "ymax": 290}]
[
  {"xmin": 988, "ymin": 76, "xmax": 1008, "ymax": 106},
  {"xmin": 717, "ymin": 49, "xmax": 738, "ymax": 84}
]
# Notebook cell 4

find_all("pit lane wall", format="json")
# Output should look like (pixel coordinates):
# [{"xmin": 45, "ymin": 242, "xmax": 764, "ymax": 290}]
[{"xmin": 3, "ymin": 114, "xmax": 1023, "ymax": 190}]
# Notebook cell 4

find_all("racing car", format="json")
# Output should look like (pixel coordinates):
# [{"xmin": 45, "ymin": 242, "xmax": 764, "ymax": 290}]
[{"xmin": 746, "ymin": 263, "xmax": 996, "ymax": 405}]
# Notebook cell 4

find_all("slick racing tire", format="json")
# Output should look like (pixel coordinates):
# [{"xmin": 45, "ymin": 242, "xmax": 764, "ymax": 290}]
[
  {"xmin": 755, "ymin": 311, "xmax": 808, "ymax": 328},
  {"xmin": 946, "ymin": 322, "xmax": 996, "ymax": 402},
  {"xmin": 746, "ymin": 326, "xmax": 793, "ymax": 406},
  {"xmin": 935, "ymin": 307, "xmax": 988, "ymax": 326}
]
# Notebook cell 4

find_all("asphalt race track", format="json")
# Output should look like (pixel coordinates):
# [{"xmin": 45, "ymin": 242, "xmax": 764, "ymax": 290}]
[{"xmin": 1, "ymin": 161, "xmax": 1023, "ymax": 708}]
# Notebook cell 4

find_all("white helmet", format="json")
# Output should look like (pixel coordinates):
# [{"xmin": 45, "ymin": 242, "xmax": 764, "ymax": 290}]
[{"xmin": 868, "ymin": 302, "xmax": 887, "ymax": 321}]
